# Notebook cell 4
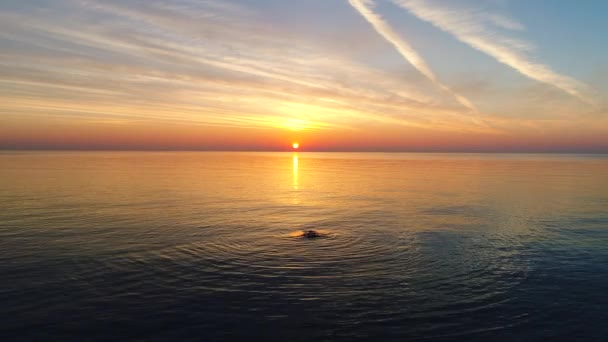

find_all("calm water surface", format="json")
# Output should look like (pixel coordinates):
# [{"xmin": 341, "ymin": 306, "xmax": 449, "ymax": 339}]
[{"xmin": 1, "ymin": 152, "xmax": 608, "ymax": 341}]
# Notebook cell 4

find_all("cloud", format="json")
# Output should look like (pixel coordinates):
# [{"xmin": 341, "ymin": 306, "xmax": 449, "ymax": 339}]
[
  {"xmin": 5, "ymin": 0, "xmax": 600, "ymax": 147},
  {"xmin": 1, "ymin": 0, "xmax": 481, "ymax": 135},
  {"xmin": 347, "ymin": 0, "xmax": 477, "ymax": 112},
  {"xmin": 393, "ymin": 0, "xmax": 595, "ymax": 104}
]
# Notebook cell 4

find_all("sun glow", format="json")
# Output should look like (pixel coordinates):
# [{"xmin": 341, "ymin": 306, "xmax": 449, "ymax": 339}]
[
  {"xmin": 283, "ymin": 118, "xmax": 310, "ymax": 131},
  {"xmin": 292, "ymin": 142, "xmax": 299, "ymax": 149}
]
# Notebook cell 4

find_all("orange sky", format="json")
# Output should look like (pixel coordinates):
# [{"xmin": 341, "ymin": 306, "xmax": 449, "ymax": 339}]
[
  {"xmin": 1, "ymin": 0, "xmax": 607, "ymax": 152},
  {"xmin": 3, "ymin": 117, "xmax": 608, "ymax": 152}
]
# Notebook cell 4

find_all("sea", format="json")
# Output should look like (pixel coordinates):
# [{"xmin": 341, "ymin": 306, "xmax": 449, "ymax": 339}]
[{"xmin": 1, "ymin": 151, "xmax": 607, "ymax": 341}]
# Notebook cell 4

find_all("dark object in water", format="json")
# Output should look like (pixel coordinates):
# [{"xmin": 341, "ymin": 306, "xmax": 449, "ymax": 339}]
[{"xmin": 302, "ymin": 230, "xmax": 321, "ymax": 238}]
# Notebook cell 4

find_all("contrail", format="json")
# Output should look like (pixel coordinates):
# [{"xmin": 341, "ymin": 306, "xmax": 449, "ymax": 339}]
[
  {"xmin": 347, "ymin": 0, "xmax": 477, "ymax": 112},
  {"xmin": 393, "ymin": 0, "xmax": 594, "ymax": 104}
]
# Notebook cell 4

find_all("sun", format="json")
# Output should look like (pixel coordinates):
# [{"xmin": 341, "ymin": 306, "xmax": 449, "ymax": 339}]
[{"xmin": 292, "ymin": 142, "xmax": 299, "ymax": 149}]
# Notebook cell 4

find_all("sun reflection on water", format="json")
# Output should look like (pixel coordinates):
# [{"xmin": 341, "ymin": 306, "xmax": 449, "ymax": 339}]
[{"xmin": 292, "ymin": 153, "xmax": 299, "ymax": 190}]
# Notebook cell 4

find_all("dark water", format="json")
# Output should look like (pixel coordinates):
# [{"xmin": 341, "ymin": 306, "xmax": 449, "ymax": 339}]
[{"xmin": 1, "ymin": 152, "xmax": 608, "ymax": 341}]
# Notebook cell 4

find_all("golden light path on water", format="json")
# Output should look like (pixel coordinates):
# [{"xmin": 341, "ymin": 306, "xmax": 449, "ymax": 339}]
[{"xmin": 292, "ymin": 153, "xmax": 299, "ymax": 191}]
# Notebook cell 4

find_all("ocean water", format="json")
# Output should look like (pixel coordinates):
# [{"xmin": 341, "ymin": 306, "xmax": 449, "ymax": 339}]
[{"xmin": 1, "ymin": 151, "xmax": 608, "ymax": 341}]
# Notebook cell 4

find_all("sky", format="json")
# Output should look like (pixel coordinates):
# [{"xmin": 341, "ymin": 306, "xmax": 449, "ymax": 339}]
[{"xmin": 1, "ymin": 0, "xmax": 607, "ymax": 152}]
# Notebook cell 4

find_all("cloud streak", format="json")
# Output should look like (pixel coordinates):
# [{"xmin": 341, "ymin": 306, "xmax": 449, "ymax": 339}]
[
  {"xmin": 393, "ymin": 0, "xmax": 595, "ymax": 104},
  {"xmin": 347, "ymin": 0, "xmax": 477, "ymax": 112},
  {"xmin": 0, "ymin": 0, "xmax": 480, "ymax": 136},
  {"xmin": 1, "ymin": 0, "xmax": 605, "ymax": 151}
]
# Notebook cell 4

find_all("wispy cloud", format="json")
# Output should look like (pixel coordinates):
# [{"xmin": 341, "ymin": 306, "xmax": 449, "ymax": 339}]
[
  {"xmin": 393, "ymin": 0, "xmax": 595, "ymax": 104},
  {"xmin": 1, "ymin": 0, "xmax": 604, "ymax": 150},
  {"xmin": 0, "ymin": 0, "xmax": 478, "ymax": 134},
  {"xmin": 347, "ymin": 0, "xmax": 477, "ymax": 112}
]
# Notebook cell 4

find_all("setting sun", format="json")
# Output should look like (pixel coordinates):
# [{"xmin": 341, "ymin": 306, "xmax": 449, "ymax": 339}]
[{"xmin": 292, "ymin": 142, "xmax": 299, "ymax": 149}]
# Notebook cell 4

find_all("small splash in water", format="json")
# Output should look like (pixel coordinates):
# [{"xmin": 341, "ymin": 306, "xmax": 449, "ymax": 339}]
[{"xmin": 288, "ymin": 229, "xmax": 330, "ymax": 238}]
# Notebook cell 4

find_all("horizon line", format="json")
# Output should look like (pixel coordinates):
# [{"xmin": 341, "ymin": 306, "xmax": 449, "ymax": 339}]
[{"xmin": 1, "ymin": 148, "xmax": 608, "ymax": 154}]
